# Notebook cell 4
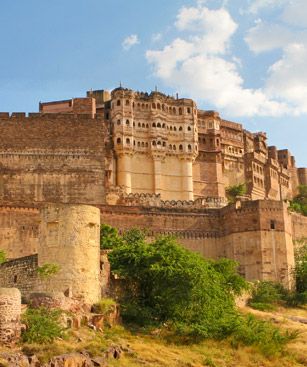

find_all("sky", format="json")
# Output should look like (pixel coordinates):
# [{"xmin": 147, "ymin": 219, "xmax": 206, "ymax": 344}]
[{"xmin": 0, "ymin": 0, "xmax": 306, "ymax": 166}]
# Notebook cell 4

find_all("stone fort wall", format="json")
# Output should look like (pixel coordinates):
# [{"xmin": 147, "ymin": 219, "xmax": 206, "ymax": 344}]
[
  {"xmin": 0, "ymin": 113, "xmax": 106, "ymax": 207},
  {"xmin": 0, "ymin": 201, "xmax": 306, "ymax": 288}
]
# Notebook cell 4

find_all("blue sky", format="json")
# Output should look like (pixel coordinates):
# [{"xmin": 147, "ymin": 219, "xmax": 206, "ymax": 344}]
[{"xmin": 0, "ymin": 0, "xmax": 306, "ymax": 166}]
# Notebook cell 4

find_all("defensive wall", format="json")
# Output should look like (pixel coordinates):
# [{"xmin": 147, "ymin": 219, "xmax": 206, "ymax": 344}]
[
  {"xmin": 0, "ymin": 204, "xmax": 102, "ymax": 305},
  {"xmin": 0, "ymin": 113, "xmax": 106, "ymax": 206},
  {"xmin": 0, "ymin": 201, "xmax": 306, "ymax": 288}
]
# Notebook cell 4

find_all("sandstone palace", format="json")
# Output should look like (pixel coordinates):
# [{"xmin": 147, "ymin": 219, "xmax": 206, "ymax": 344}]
[{"xmin": 0, "ymin": 87, "xmax": 306, "ymax": 295}]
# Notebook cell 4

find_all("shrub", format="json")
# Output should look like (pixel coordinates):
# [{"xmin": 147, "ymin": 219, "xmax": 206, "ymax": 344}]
[
  {"xmin": 92, "ymin": 298, "xmax": 116, "ymax": 315},
  {"xmin": 22, "ymin": 307, "xmax": 65, "ymax": 344},
  {"xmin": 230, "ymin": 314, "xmax": 299, "ymax": 356},
  {"xmin": 248, "ymin": 302, "xmax": 276, "ymax": 312},
  {"xmin": 0, "ymin": 249, "xmax": 6, "ymax": 264},
  {"xmin": 289, "ymin": 185, "xmax": 307, "ymax": 216},
  {"xmin": 36, "ymin": 263, "xmax": 60, "ymax": 280},
  {"xmin": 226, "ymin": 183, "xmax": 247, "ymax": 203},
  {"xmin": 249, "ymin": 281, "xmax": 283, "ymax": 306}
]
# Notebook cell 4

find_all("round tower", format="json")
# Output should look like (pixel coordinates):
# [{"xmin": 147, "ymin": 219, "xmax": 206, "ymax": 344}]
[
  {"xmin": 0, "ymin": 288, "xmax": 21, "ymax": 344},
  {"xmin": 38, "ymin": 204, "xmax": 101, "ymax": 305}
]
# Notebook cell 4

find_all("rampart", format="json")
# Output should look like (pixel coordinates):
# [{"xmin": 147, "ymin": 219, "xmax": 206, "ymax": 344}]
[{"xmin": 0, "ymin": 113, "xmax": 106, "ymax": 206}]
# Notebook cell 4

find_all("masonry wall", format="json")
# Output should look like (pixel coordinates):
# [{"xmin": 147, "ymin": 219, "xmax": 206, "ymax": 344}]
[
  {"xmin": 0, "ymin": 207, "xmax": 40, "ymax": 259},
  {"xmin": 0, "ymin": 255, "xmax": 39, "ymax": 300},
  {"xmin": 0, "ymin": 114, "xmax": 105, "ymax": 206}
]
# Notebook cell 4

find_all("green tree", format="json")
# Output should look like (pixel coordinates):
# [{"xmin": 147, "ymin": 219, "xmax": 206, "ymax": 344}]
[
  {"xmin": 0, "ymin": 250, "xmax": 6, "ymax": 264},
  {"xmin": 109, "ymin": 230, "xmax": 248, "ymax": 338},
  {"xmin": 226, "ymin": 183, "xmax": 247, "ymax": 203},
  {"xmin": 100, "ymin": 224, "xmax": 123, "ymax": 249}
]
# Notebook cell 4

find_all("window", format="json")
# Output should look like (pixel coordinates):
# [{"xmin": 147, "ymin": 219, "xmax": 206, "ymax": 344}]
[
  {"xmin": 270, "ymin": 220, "xmax": 276, "ymax": 230},
  {"xmin": 157, "ymin": 123, "xmax": 161, "ymax": 128},
  {"xmin": 179, "ymin": 144, "xmax": 183, "ymax": 151},
  {"xmin": 116, "ymin": 137, "xmax": 121, "ymax": 144},
  {"xmin": 14, "ymin": 275, "xmax": 17, "ymax": 283},
  {"xmin": 126, "ymin": 138, "xmax": 130, "ymax": 145},
  {"xmin": 187, "ymin": 126, "xmax": 191, "ymax": 131},
  {"xmin": 117, "ymin": 100, "xmax": 121, "ymax": 106},
  {"xmin": 188, "ymin": 144, "xmax": 192, "ymax": 151},
  {"xmin": 126, "ymin": 100, "xmax": 129, "ymax": 106},
  {"xmin": 117, "ymin": 119, "xmax": 121, "ymax": 125},
  {"xmin": 179, "ymin": 107, "xmax": 182, "ymax": 115},
  {"xmin": 187, "ymin": 107, "xmax": 191, "ymax": 114},
  {"xmin": 179, "ymin": 126, "xmax": 182, "ymax": 131},
  {"xmin": 126, "ymin": 119, "xmax": 130, "ymax": 126}
]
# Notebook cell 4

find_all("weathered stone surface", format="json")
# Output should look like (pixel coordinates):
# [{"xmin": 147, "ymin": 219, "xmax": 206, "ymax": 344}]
[{"xmin": 0, "ymin": 288, "xmax": 21, "ymax": 345}]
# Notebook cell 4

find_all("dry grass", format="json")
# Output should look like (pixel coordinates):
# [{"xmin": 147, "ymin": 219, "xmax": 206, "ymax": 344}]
[{"xmin": 1, "ymin": 308, "xmax": 306, "ymax": 367}]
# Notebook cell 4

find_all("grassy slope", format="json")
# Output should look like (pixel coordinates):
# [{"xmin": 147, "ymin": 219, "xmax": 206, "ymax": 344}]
[{"xmin": 1, "ymin": 307, "xmax": 306, "ymax": 367}]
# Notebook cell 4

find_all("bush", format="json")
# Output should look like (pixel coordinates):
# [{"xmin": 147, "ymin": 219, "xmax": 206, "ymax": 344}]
[
  {"xmin": 248, "ymin": 302, "xmax": 276, "ymax": 312},
  {"xmin": 22, "ymin": 307, "xmax": 65, "ymax": 344},
  {"xmin": 109, "ymin": 230, "xmax": 248, "ymax": 338},
  {"xmin": 289, "ymin": 185, "xmax": 307, "ymax": 216},
  {"xmin": 230, "ymin": 314, "xmax": 299, "ymax": 356},
  {"xmin": 92, "ymin": 298, "xmax": 116, "ymax": 315},
  {"xmin": 226, "ymin": 183, "xmax": 247, "ymax": 203},
  {"xmin": 36, "ymin": 263, "xmax": 60, "ymax": 280},
  {"xmin": 249, "ymin": 281, "xmax": 283, "ymax": 307},
  {"xmin": 0, "ymin": 250, "xmax": 6, "ymax": 264}
]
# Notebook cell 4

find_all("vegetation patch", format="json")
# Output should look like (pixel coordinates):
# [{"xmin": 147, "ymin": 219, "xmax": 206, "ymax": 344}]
[{"xmin": 21, "ymin": 307, "xmax": 65, "ymax": 344}]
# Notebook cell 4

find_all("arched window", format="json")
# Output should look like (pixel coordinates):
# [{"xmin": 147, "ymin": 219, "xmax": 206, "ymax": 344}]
[
  {"xmin": 137, "ymin": 141, "xmax": 140, "ymax": 147},
  {"xmin": 141, "ymin": 142, "xmax": 145, "ymax": 147},
  {"xmin": 126, "ymin": 100, "xmax": 129, "ymax": 106},
  {"xmin": 117, "ymin": 119, "xmax": 121, "ymax": 125},
  {"xmin": 133, "ymin": 121, "xmax": 135, "ymax": 127},
  {"xmin": 179, "ymin": 126, "xmax": 182, "ymax": 131},
  {"xmin": 142, "ymin": 103, "xmax": 145, "ymax": 108},
  {"xmin": 142, "ymin": 123, "xmax": 145, "ymax": 128},
  {"xmin": 152, "ymin": 103, "xmax": 156, "ymax": 109},
  {"xmin": 146, "ymin": 123, "xmax": 149, "ymax": 128},
  {"xmin": 145, "ymin": 142, "xmax": 148, "ymax": 147},
  {"xmin": 116, "ymin": 137, "xmax": 121, "ymax": 144},
  {"xmin": 117, "ymin": 100, "xmax": 121, "ymax": 106},
  {"xmin": 179, "ymin": 144, "xmax": 183, "ymax": 151},
  {"xmin": 179, "ymin": 107, "xmax": 182, "ymax": 115},
  {"xmin": 157, "ymin": 141, "xmax": 161, "ymax": 145},
  {"xmin": 162, "ymin": 123, "xmax": 165, "ymax": 128},
  {"xmin": 157, "ymin": 123, "xmax": 161, "ymax": 128},
  {"xmin": 157, "ymin": 103, "xmax": 161, "ymax": 109},
  {"xmin": 126, "ymin": 119, "xmax": 130, "ymax": 126},
  {"xmin": 170, "ymin": 126, "xmax": 173, "ymax": 131},
  {"xmin": 174, "ymin": 126, "xmax": 177, "ymax": 131},
  {"xmin": 162, "ymin": 104, "xmax": 165, "ymax": 111},
  {"xmin": 187, "ymin": 107, "xmax": 191, "ymax": 113},
  {"xmin": 169, "ymin": 144, "xmax": 172, "ymax": 150},
  {"xmin": 152, "ymin": 122, "xmax": 156, "ymax": 128},
  {"xmin": 187, "ymin": 126, "xmax": 191, "ymax": 131},
  {"xmin": 216, "ymin": 139, "xmax": 220, "ymax": 146},
  {"xmin": 173, "ymin": 107, "xmax": 176, "ymax": 114},
  {"xmin": 152, "ymin": 140, "xmax": 156, "ymax": 146},
  {"xmin": 173, "ymin": 145, "xmax": 176, "ymax": 150},
  {"xmin": 188, "ymin": 144, "xmax": 192, "ymax": 151},
  {"xmin": 163, "ymin": 142, "xmax": 166, "ymax": 147},
  {"xmin": 126, "ymin": 138, "xmax": 130, "ymax": 145},
  {"xmin": 138, "ymin": 122, "xmax": 141, "ymax": 127}
]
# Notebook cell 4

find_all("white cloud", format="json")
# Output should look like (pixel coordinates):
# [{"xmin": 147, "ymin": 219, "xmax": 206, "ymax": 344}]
[
  {"xmin": 146, "ymin": 3, "xmax": 289, "ymax": 117},
  {"xmin": 245, "ymin": 21, "xmax": 298, "ymax": 53},
  {"xmin": 266, "ymin": 44, "xmax": 307, "ymax": 113},
  {"xmin": 122, "ymin": 34, "xmax": 139, "ymax": 51},
  {"xmin": 281, "ymin": 0, "xmax": 307, "ymax": 27},
  {"xmin": 246, "ymin": 0, "xmax": 287, "ymax": 14}
]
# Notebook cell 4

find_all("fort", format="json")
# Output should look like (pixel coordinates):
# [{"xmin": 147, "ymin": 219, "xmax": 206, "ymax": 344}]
[{"xmin": 0, "ymin": 86, "xmax": 307, "ymax": 305}]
